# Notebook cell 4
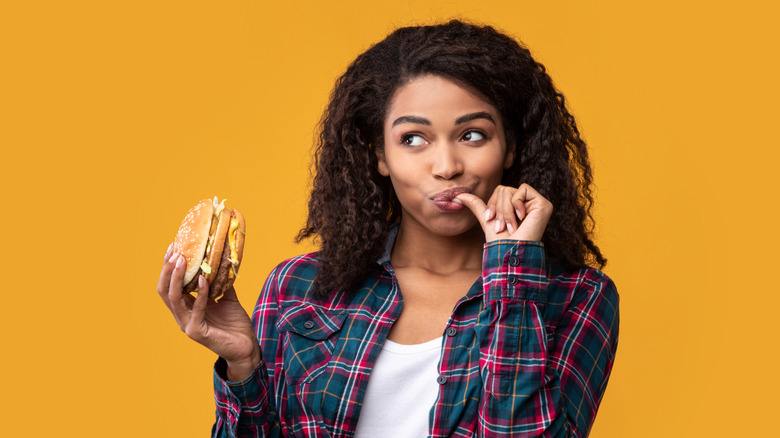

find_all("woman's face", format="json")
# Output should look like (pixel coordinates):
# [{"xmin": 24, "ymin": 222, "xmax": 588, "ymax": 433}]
[{"xmin": 378, "ymin": 75, "xmax": 515, "ymax": 237}]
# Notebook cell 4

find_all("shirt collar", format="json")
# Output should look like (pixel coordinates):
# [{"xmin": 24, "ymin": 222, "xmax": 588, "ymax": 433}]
[{"xmin": 377, "ymin": 222, "xmax": 400, "ymax": 266}]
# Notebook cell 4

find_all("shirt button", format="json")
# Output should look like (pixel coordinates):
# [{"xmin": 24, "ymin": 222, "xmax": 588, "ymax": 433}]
[
  {"xmin": 446, "ymin": 327, "xmax": 457, "ymax": 337},
  {"xmin": 303, "ymin": 320, "xmax": 315, "ymax": 329},
  {"xmin": 508, "ymin": 256, "xmax": 520, "ymax": 266},
  {"xmin": 507, "ymin": 275, "xmax": 519, "ymax": 285},
  {"xmin": 437, "ymin": 375, "xmax": 447, "ymax": 385}
]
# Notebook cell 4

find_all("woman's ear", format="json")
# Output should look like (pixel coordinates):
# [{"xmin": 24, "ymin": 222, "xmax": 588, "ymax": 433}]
[
  {"xmin": 503, "ymin": 142, "xmax": 516, "ymax": 169},
  {"xmin": 376, "ymin": 148, "xmax": 390, "ymax": 176}
]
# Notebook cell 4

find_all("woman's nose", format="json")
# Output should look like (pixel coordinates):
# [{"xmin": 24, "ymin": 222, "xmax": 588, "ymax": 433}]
[{"xmin": 431, "ymin": 144, "xmax": 464, "ymax": 180}]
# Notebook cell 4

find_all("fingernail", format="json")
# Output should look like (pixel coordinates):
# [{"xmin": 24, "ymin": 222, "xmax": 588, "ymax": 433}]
[
  {"xmin": 168, "ymin": 251, "xmax": 178, "ymax": 264},
  {"xmin": 507, "ymin": 223, "xmax": 514, "ymax": 234},
  {"xmin": 494, "ymin": 220, "xmax": 501, "ymax": 233},
  {"xmin": 484, "ymin": 209, "xmax": 492, "ymax": 222},
  {"xmin": 516, "ymin": 209, "xmax": 524, "ymax": 220},
  {"xmin": 175, "ymin": 255, "xmax": 185, "ymax": 268},
  {"xmin": 165, "ymin": 243, "xmax": 174, "ymax": 260}
]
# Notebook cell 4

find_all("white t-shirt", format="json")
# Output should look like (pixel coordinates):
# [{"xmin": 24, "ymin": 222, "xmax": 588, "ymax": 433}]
[{"xmin": 354, "ymin": 337, "xmax": 443, "ymax": 437}]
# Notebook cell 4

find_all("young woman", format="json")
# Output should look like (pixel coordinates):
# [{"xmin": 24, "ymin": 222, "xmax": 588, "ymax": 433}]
[{"xmin": 158, "ymin": 20, "xmax": 619, "ymax": 437}]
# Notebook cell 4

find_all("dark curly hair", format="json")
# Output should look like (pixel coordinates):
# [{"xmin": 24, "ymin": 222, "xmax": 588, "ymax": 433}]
[{"xmin": 297, "ymin": 20, "xmax": 606, "ymax": 296}]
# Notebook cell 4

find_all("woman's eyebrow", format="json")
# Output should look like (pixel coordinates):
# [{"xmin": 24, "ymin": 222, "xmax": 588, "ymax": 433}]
[
  {"xmin": 455, "ymin": 111, "xmax": 495, "ymax": 125},
  {"xmin": 391, "ymin": 112, "xmax": 495, "ymax": 127},
  {"xmin": 391, "ymin": 115, "xmax": 431, "ymax": 127}
]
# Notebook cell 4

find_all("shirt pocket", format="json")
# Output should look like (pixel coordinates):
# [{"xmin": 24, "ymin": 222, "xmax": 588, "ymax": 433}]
[{"xmin": 277, "ymin": 304, "xmax": 347, "ymax": 385}]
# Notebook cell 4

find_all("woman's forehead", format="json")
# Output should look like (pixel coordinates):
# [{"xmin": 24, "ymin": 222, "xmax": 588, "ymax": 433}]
[{"xmin": 385, "ymin": 75, "xmax": 499, "ymax": 124}]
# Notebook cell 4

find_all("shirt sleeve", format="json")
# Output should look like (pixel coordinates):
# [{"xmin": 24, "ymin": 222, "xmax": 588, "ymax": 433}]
[
  {"xmin": 477, "ymin": 240, "xmax": 619, "ymax": 437},
  {"xmin": 211, "ymin": 266, "xmax": 285, "ymax": 438}
]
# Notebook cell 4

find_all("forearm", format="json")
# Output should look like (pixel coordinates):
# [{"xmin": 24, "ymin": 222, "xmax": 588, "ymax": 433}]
[
  {"xmin": 212, "ymin": 266, "xmax": 286, "ymax": 438},
  {"xmin": 478, "ymin": 298, "xmax": 572, "ymax": 437},
  {"xmin": 478, "ymin": 240, "xmax": 619, "ymax": 437}
]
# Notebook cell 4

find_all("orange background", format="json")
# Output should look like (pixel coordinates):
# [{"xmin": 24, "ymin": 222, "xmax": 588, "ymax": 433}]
[{"xmin": 2, "ymin": 0, "xmax": 778, "ymax": 436}]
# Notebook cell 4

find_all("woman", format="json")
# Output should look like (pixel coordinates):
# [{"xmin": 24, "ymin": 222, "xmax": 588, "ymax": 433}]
[{"xmin": 158, "ymin": 20, "xmax": 619, "ymax": 437}]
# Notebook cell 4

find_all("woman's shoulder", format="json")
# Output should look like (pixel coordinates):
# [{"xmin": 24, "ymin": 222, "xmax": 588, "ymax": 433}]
[
  {"xmin": 264, "ymin": 251, "xmax": 321, "ymax": 297},
  {"xmin": 263, "ymin": 252, "xmax": 355, "ymax": 308},
  {"xmin": 269, "ymin": 251, "xmax": 321, "ymax": 277},
  {"xmin": 262, "ymin": 250, "xmax": 391, "ymax": 310}
]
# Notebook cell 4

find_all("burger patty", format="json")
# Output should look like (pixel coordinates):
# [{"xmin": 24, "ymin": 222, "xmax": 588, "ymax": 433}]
[{"xmin": 210, "ymin": 236, "xmax": 234, "ymax": 299}]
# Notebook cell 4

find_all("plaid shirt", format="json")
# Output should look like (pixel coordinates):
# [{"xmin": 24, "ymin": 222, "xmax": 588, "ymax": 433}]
[{"xmin": 212, "ymin": 228, "xmax": 619, "ymax": 437}]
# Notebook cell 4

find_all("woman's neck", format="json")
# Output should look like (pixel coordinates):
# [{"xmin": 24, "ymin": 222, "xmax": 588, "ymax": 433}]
[{"xmin": 390, "ymin": 220, "xmax": 485, "ymax": 274}]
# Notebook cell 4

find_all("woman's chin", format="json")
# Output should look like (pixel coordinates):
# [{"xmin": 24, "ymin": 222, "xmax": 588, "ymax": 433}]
[
  {"xmin": 428, "ymin": 216, "xmax": 483, "ymax": 239},
  {"xmin": 399, "ymin": 207, "xmax": 483, "ymax": 239}
]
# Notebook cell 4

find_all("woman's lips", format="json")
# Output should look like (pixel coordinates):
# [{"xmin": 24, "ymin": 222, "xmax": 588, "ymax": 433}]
[{"xmin": 432, "ymin": 187, "xmax": 471, "ymax": 211}]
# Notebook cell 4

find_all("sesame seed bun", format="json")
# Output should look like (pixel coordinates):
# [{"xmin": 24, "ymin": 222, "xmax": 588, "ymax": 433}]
[{"xmin": 173, "ymin": 199, "xmax": 214, "ymax": 287}]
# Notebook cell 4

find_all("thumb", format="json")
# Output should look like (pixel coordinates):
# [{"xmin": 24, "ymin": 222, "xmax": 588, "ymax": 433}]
[{"xmin": 454, "ymin": 193, "xmax": 488, "ymax": 228}]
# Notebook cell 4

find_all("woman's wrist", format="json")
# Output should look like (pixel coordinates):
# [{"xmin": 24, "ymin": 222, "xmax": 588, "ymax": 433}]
[{"xmin": 225, "ymin": 349, "xmax": 262, "ymax": 382}]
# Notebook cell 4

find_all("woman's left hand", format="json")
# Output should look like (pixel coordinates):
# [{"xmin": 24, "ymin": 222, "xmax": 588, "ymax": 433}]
[{"xmin": 455, "ymin": 183, "xmax": 553, "ymax": 242}]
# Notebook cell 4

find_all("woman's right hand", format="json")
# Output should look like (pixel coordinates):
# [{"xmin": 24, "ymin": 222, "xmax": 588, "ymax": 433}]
[{"xmin": 157, "ymin": 243, "xmax": 261, "ymax": 381}]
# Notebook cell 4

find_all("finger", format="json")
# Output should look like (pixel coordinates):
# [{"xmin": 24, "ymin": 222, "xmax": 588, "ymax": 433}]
[
  {"xmin": 498, "ymin": 186, "xmax": 519, "ymax": 234},
  {"xmin": 188, "ymin": 276, "xmax": 211, "ymax": 340},
  {"xmin": 163, "ymin": 242, "xmax": 174, "ymax": 263},
  {"xmin": 517, "ymin": 184, "xmax": 551, "ymax": 214},
  {"xmin": 493, "ymin": 187, "xmax": 505, "ymax": 234},
  {"xmin": 515, "ymin": 183, "xmax": 546, "ymax": 203},
  {"xmin": 512, "ymin": 197, "xmax": 527, "ymax": 221},
  {"xmin": 220, "ymin": 284, "xmax": 240, "ymax": 303},
  {"xmin": 484, "ymin": 191, "xmax": 498, "ymax": 223},
  {"xmin": 157, "ymin": 247, "xmax": 179, "ymax": 309},
  {"xmin": 522, "ymin": 184, "xmax": 553, "ymax": 218},
  {"xmin": 454, "ymin": 193, "xmax": 488, "ymax": 227},
  {"xmin": 511, "ymin": 184, "xmax": 553, "ymax": 241},
  {"xmin": 168, "ymin": 254, "xmax": 191, "ymax": 329},
  {"xmin": 483, "ymin": 206, "xmax": 495, "ymax": 223},
  {"xmin": 512, "ymin": 184, "xmax": 542, "ymax": 219}
]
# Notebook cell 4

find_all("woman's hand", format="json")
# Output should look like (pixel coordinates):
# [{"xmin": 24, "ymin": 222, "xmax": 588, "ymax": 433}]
[
  {"xmin": 157, "ymin": 243, "xmax": 261, "ymax": 381},
  {"xmin": 455, "ymin": 183, "xmax": 553, "ymax": 242}
]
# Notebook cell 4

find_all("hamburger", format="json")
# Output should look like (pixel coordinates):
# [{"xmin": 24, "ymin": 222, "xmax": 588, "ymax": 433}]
[{"xmin": 173, "ymin": 197, "xmax": 245, "ymax": 301}]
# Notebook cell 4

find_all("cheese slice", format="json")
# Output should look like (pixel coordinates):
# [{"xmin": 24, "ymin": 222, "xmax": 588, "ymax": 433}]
[{"xmin": 228, "ymin": 216, "xmax": 240, "ymax": 278}]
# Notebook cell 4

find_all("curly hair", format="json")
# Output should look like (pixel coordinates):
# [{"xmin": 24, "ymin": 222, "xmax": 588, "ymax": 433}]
[{"xmin": 297, "ymin": 20, "xmax": 607, "ymax": 296}]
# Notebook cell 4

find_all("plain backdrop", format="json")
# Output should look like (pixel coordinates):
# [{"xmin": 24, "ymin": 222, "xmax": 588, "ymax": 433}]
[{"xmin": 2, "ymin": 0, "xmax": 778, "ymax": 436}]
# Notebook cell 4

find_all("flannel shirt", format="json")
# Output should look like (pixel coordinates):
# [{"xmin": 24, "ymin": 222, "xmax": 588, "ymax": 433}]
[{"xmin": 212, "ymin": 227, "xmax": 619, "ymax": 437}]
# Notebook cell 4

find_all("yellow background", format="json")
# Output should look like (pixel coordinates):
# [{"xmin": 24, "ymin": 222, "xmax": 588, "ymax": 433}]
[{"xmin": 2, "ymin": 0, "xmax": 778, "ymax": 436}]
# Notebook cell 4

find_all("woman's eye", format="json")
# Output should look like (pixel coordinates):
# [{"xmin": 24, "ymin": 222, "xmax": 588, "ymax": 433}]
[
  {"xmin": 462, "ymin": 131, "xmax": 486, "ymax": 142},
  {"xmin": 402, "ymin": 134, "xmax": 426, "ymax": 146}
]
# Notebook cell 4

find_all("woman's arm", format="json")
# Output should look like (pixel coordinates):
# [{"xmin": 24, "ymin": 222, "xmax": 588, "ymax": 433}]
[
  {"xmin": 157, "ymin": 243, "xmax": 280, "ymax": 436},
  {"xmin": 477, "ymin": 240, "xmax": 619, "ymax": 437},
  {"xmin": 211, "ymin": 265, "xmax": 286, "ymax": 437},
  {"xmin": 457, "ymin": 186, "xmax": 619, "ymax": 436}
]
